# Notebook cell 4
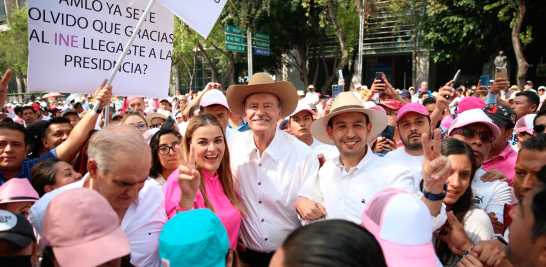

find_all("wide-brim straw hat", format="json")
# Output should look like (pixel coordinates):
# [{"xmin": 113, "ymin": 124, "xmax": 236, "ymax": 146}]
[
  {"xmin": 311, "ymin": 92, "xmax": 388, "ymax": 145},
  {"xmin": 226, "ymin": 73, "xmax": 298, "ymax": 118}
]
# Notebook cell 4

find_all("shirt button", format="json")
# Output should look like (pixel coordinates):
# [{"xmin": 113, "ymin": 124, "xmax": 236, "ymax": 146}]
[
  {"xmin": 259, "ymin": 163, "xmax": 262, "ymax": 167},
  {"xmin": 259, "ymin": 201, "xmax": 262, "ymax": 204},
  {"xmin": 261, "ymin": 219, "xmax": 265, "ymax": 222},
  {"xmin": 258, "ymin": 182, "xmax": 261, "ymax": 185}
]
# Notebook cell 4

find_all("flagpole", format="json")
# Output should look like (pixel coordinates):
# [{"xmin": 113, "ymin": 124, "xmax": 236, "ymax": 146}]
[{"xmin": 91, "ymin": 0, "xmax": 158, "ymax": 126}]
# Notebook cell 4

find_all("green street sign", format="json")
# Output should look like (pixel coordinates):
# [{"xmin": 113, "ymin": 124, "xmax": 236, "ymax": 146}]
[
  {"xmin": 255, "ymin": 32, "xmax": 270, "ymax": 41},
  {"xmin": 225, "ymin": 25, "xmax": 244, "ymax": 36},
  {"xmin": 254, "ymin": 40, "xmax": 270, "ymax": 49},
  {"xmin": 226, "ymin": 34, "xmax": 246, "ymax": 44},
  {"xmin": 226, "ymin": 43, "xmax": 246, "ymax": 53}
]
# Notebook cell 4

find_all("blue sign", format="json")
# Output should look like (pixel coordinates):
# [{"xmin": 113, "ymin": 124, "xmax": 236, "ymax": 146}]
[{"xmin": 254, "ymin": 48, "xmax": 270, "ymax": 56}]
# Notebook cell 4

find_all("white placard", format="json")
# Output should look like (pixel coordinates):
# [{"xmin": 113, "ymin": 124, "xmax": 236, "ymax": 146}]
[
  {"xmin": 158, "ymin": 0, "xmax": 227, "ymax": 39},
  {"xmin": 27, "ymin": 0, "xmax": 174, "ymax": 98}
]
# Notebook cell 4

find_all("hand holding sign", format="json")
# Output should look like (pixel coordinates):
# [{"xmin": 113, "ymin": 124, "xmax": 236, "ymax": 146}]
[
  {"xmin": 177, "ymin": 145, "xmax": 201, "ymax": 210},
  {"xmin": 92, "ymin": 79, "xmax": 113, "ymax": 110},
  {"xmin": 0, "ymin": 69, "xmax": 12, "ymax": 107}
]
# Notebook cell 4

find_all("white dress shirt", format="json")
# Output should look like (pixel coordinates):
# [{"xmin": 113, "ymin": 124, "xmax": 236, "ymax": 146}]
[
  {"xmin": 229, "ymin": 129, "xmax": 320, "ymax": 252},
  {"xmin": 299, "ymin": 147, "xmax": 447, "ymax": 230},
  {"xmin": 304, "ymin": 92, "xmax": 319, "ymax": 105},
  {"xmin": 384, "ymin": 147, "xmax": 424, "ymax": 189},
  {"xmin": 29, "ymin": 175, "xmax": 167, "ymax": 267},
  {"xmin": 472, "ymin": 168, "xmax": 512, "ymax": 223}
]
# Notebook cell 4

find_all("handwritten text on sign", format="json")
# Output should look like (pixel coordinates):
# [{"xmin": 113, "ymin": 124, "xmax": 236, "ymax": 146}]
[{"xmin": 27, "ymin": 0, "xmax": 174, "ymax": 98}]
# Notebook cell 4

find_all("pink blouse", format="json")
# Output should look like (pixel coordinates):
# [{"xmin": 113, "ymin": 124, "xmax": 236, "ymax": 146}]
[{"xmin": 163, "ymin": 169, "xmax": 242, "ymax": 249}]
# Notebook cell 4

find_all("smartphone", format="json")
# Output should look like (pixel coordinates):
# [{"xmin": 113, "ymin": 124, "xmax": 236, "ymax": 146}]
[
  {"xmin": 445, "ymin": 69, "xmax": 461, "ymax": 100},
  {"xmin": 496, "ymin": 67, "xmax": 508, "ymax": 80},
  {"xmin": 162, "ymin": 115, "xmax": 176, "ymax": 130},
  {"xmin": 332, "ymin": 85, "xmax": 344, "ymax": 98},
  {"xmin": 480, "ymin": 75, "xmax": 490, "ymax": 87},
  {"xmin": 338, "ymin": 69, "xmax": 343, "ymax": 79},
  {"xmin": 375, "ymin": 72, "xmax": 384, "ymax": 84},
  {"xmin": 381, "ymin": 125, "xmax": 395, "ymax": 142}
]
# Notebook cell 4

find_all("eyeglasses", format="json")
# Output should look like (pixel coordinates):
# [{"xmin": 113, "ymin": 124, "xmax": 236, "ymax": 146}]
[
  {"xmin": 534, "ymin": 124, "xmax": 546, "ymax": 134},
  {"xmin": 451, "ymin": 128, "xmax": 495, "ymax": 143},
  {"xmin": 150, "ymin": 122, "xmax": 163, "ymax": 129},
  {"xmin": 133, "ymin": 123, "xmax": 148, "ymax": 131},
  {"xmin": 386, "ymin": 111, "xmax": 398, "ymax": 117},
  {"xmin": 158, "ymin": 142, "xmax": 181, "ymax": 155}
]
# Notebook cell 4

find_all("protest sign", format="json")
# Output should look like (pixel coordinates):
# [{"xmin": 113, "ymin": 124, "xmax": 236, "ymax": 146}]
[
  {"xmin": 158, "ymin": 0, "xmax": 227, "ymax": 39},
  {"xmin": 27, "ymin": 0, "xmax": 174, "ymax": 98}
]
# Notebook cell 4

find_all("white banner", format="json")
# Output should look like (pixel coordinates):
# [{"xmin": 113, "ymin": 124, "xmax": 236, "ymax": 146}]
[
  {"xmin": 158, "ymin": 0, "xmax": 227, "ymax": 39},
  {"xmin": 27, "ymin": 0, "xmax": 174, "ymax": 98}
]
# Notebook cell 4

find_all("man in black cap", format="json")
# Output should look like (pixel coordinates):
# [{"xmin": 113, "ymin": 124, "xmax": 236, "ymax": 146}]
[
  {"xmin": 0, "ymin": 210, "xmax": 38, "ymax": 266},
  {"xmin": 524, "ymin": 80, "xmax": 537, "ymax": 94},
  {"xmin": 61, "ymin": 109, "xmax": 80, "ymax": 127},
  {"xmin": 398, "ymin": 89, "xmax": 412, "ymax": 103}
]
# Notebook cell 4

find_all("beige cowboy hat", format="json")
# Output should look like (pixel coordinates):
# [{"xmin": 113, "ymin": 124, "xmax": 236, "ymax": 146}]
[
  {"xmin": 310, "ymin": 92, "xmax": 388, "ymax": 145},
  {"xmin": 226, "ymin": 73, "xmax": 298, "ymax": 118}
]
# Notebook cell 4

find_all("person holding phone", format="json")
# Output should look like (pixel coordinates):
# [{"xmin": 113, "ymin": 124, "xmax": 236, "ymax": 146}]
[{"xmin": 363, "ymin": 74, "xmax": 408, "ymax": 105}]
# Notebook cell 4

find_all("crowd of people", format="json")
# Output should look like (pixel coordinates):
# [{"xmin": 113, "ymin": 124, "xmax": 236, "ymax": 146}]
[{"xmin": 0, "ymin": 67, "xmax": 545, "ymax": 267}]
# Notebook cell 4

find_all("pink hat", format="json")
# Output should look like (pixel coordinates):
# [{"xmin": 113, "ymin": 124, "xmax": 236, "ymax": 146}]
[
  {"xmin": 440, "ymin": 115, "xmax": 454, "ymax": 129},
  {"xmin": 363, "ymin": 101, "xmax": 387, "ymax": 115},
  {"xmin": 418, "ymin": 87, "xmax": 427, "ymax": 93},
  {"xmin": 126, "ymin": 97, "xmax": 143, "ymax": 104},
  {"xmin": 43, "ymin": 188, "xmax": 130, "ymax": 267},
  {"xmin": 378, "ymin": 99, "xmax": 404, "ymax": 111},
  {"xmin": 361, "ymin": 188, "xmax": 437, "ymax": 267},
  {"xmin": 201, "ymin": 89, "xmax": 229, "ymax": 109},
  {"xmin": 455, "ymin": 97, "xmax": 486, "ymax": 114},
  {"xmin": 0, "ymin": 178, "xmax": 39, "ymax": 204},
  {"xmin": 396, "ymin": 103, "xmax": 429, "ymax": 123},
  {"xmin": 515, "ymin": 114, "xmax": 537, "ymax": 135},
  {"xmin": 447, "ymin": 108, "xmax": 501, "ymax": 138},
  {"xmin": 290, "ymin": 101, "xmax": 316, "ymax": 117}
]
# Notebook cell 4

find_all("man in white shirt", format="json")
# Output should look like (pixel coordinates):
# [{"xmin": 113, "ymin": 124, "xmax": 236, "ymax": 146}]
[
  {"xmin": 29, "ymin": 126, "xmax": 167, "ymax": 267},
  {"xmin": 288, "ymin": 101, "xmax": 324, "ymax": 149},
  {"xmin": 304, "ymin": 85, "xmax": 319, "ymax": 106},
  {"xmin": 226, "ymin": 73, "xmax": 320, "ymax": 267},
  {"xmin": 297, "ymin": 92, "xmax": 449, "ymax": 228}
]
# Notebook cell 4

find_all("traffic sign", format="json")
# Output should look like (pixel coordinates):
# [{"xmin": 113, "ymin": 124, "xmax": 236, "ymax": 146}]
[
  {"xmin": 226, "ymin": 34, "xmax": 246, "ymax": 44},
  {"xmin": 226, "ymin": 43, "xmax": 246, "ymax": 53},
  {"xmin": 255, "ymin": 32, "xmax": 270, "ymax": 41},
  {"xmin": 254, "ymin": 48, "xmax": 270, "ymax": 56},
  {"xmin": 225, "ymin": 25, "xmax": 244, "ymax": 36},
  {"xmin": 254, "ymin": 40, "xmax": 270, "ymax": 49}
]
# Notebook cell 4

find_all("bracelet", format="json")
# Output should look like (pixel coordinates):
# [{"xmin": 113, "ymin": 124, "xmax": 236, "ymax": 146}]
[{"xmin": 459, "ymin": 243, "xmax": 476, "ymax": 259}]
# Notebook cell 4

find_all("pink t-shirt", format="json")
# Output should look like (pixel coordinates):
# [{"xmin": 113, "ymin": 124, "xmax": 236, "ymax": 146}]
[
  {"xmin": 163, "ymin": 169, "xmax": 242, "ymax": 249},
  {"xmin": 482, "ymin": 143, "xmax": 518, "ymax": 186}
]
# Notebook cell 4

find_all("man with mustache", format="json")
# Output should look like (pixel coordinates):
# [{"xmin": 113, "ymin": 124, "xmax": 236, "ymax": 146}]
[{"xmin": 226, "ymin": 73, "xmax": 320, "ymax": 267}]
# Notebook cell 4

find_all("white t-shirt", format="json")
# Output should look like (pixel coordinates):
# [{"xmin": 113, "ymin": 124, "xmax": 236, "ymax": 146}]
[
  {"xmin": 305, "ymin": 92, "xmax": 319, "ymax": 105},
  {"xmin": 511, "ymin": 143, "xmax": 520, "ymax": 153},
  {"xmin": 384, "ymin": 147, "xmax": 424, "ymax": 189},
  {"xmin": 310, "ymin": 138, "xmax": 325, "ymax": 149},
  {"xmin": 472, "ymin": 168, "xmax": 512, "ymax": 223},
  {"xmin": 177, "ymin": 121, "xmax": 188, "ymax": 135}
]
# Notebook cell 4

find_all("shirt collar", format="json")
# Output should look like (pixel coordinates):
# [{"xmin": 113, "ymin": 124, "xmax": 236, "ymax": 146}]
[
  {"xmin": 334, "ymin": 146, "xmax": 374, "ymax": 174},
  {"xmin": 487, "ymin": 143, "xmax": 515, "ymax": 161},
  {"xmin": 244, "ymin": 129, "xmax": 282, "ymax": 162}
]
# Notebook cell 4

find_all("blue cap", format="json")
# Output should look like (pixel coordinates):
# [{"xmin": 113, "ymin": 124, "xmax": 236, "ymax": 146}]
[{"xmin": 159, "ymin": 209, "xmax": 229, "ymax": 267}]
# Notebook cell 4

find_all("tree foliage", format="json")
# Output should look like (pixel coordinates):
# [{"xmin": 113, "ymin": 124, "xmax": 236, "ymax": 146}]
[{"xmin": 0, "ymin": 6, "xmax": 28, "ymax": 75}]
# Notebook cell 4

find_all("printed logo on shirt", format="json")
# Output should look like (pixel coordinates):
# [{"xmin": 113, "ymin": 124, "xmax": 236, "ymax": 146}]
[
  {"xmin": 161, "ymin": 258, "xmax": 170, "ymax": 267},
  {"xmin": 472, "ymin": 195, "xmax": 485, "ymax": 205},
  {"xmin": 361, "ymin": 199, "xmax": 366, "ymax": 204}
]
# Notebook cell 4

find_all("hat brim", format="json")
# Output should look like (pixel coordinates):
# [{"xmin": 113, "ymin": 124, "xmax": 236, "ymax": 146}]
[
  {"xmin": 0, "ymin": 232, "xmax": 33, "ymax": 248},
  {"xmin": 448, "ymin": 119, "xmax": 502, "ymax": 138},
  {"xmin": 226, "ymin": 82, "xmax": 298, "ymax": 118},
  {"xmin": 145, "ymin": 113, "xmax": 167, "ymax": 126},
  {"xmin": 310, "ymin": 107, "xmax": 388, "ymax": 145},
  {"xmin": 0, "ymin": 196, "xmax": 38, "ymax": 205},
  {"xmin": 377, "ymin": 238, "xmax": 438, "ymax": 267},
  {"xmin": 396, "ymin": 110, "xmax": 429, "ymax": 123},
  {"xmin": 53, "ymin": 226, "xmax": 130, "ymax": 267}
]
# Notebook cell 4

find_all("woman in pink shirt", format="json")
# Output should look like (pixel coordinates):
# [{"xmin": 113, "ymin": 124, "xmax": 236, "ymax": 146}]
[{"xmin": 163, "ymin": 114, "xmax": 245, "ymax": 249}]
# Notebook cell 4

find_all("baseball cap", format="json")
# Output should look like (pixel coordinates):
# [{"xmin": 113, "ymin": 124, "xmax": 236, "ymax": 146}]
[
  {"xmin": 418, "ymin": 87, "xmax": 427, "ymax": 93},
  {"xmin": 61, "ymin": 108, "xmax": 79, "ymax": 117},
  {"xmin": 378, "ymin": 99, "xmax": 403, "ymax": 111},
  {"xmin": 0, "ymin": 178, "xmax": 39, "ymax": 205},
  {"xmin": 111, "ymin": 113, "xmax": 123, "ymax": 120},
  {"xmin": 159, "ymin": 98, "xmax": 170, "ymax": 103},
  {"xmin": 175, "ymin": 112, "xmax": 183, "ymax": 118},
  {"xmin": 526, "ymin": 80, "xmax": 533, "ymax": 86},
  {"xmin": 361, "ymin": 188, "xmax": 437, "ymax": 267},
  {"xmin": 399, "ymin": 90, "xmax": 411, "ymax": 99},
  {"xmin": 43, "ymin": 188, "xmax": 130, "ymax": 267},
  {"xmin": 515, "ymin": 114, "xmax": 537, "ymax": 135},
  {"xmin": 0, "ymin": 210, "xmax": 36, "ymax": 248},
  {"xmin": 25, "ymin": 120, "xmax": 48, "ymax": 156},
  {"xmin": 278, "ymin": 119, "xmax": 289, "ymax": 130},
  {"xmin": 290, "ymin": 101, "xmax": 316, "ymax": 117},
  {"xmin": 454, "ymin": 97, "xmax": 486, "ymax": 114},
  {"xmin": 482, "ymin": 103, "xmax": 516, "ymax": 128},
  {"xmin": 396, "ymin": 103, "xmax": 429, "ymax": 123},
  {"xmin": 447, "ymin": 109, "xmax": 501, "ymax": 139},
  {"xmin": 30, "ymin": 103, "xmax": 40, "ymax": 112},
  {"xmin": 297, "ymin": 90, "xmax": 305, "ymax": 96},
  {"xmin": 455, "ymin": 87, "xmax": 463, "ymax": 91},
  {"xmin": 539, "ymin": 86, "xmax": 545, "ymax": 91},
  {"xmin": 201, "ymin": 90, "xmax": 229, "ymax": 110},
  {"xmin": 159, "ymin": 209, "xmax": 229, "ymax": 267}
]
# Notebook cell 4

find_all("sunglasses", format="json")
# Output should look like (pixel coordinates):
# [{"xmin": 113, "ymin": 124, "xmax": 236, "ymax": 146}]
[
  {"xmin": 451, "ymin": 128, "xmax": 495, "ymax": 143},
  {"xmin": 534, "ymin": 124, "xmax": 546, "ymax": 134}
]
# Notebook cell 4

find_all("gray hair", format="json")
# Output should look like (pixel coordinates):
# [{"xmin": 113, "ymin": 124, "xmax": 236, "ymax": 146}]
[{"xmin": 87, "ymin": 125, "xmax": 151, "ymax": 174}]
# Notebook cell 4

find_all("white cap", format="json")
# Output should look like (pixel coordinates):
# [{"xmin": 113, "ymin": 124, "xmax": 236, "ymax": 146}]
[
  {"xmin": 447, "ymin": 108, "xmax": 501, "ymax": 138},
  {"xmin": 175, "ymin": 112, "xmax": 183, "ymax": 118},
  {"xmin": 297, "ymin": 90, "xmax": 305, "ymax": 96},
  {"xmin": 200, "ymin": 90, "xmax": 229, "ymax": 109},
  {"xmin": 290, "ymin": 101, "xmax": 316, "ymax": 117}
]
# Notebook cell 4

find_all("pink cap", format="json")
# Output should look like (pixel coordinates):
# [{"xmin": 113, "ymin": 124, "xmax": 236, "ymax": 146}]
[
  {"xmin": 290, "ymin": 101, "xmax": 316, "ymax": 117},
  {"xmin": 515, "ymin": 114, "xmax": 537, "ymax": 135},
  {"xmin": 201, "ymin": 90, "xmax": 229, "ymax": 109},
  {"xmin": 440, "ymin": 115, "xmax": 454, "ymax": 129},
  {"xmin": 361, "ymin": 188, "xmax": 437, "ymax": 267},
  {"xmin": 126, "ymin": 97, "xmax": 143, "ymax": 104},
  {"xmin": 396, "ymin": 103, "xmax": 429, "ymax": 123},
  {"xmin": 379, "ymin": 99, "xmax": 403, "ymax": 110},
  {"xmin": 363, "ymin": 101, "xmax": 387, "ymax": 115},
  {"xmin": 0, "ymin": 178, "xmax": 39, "ymax": 204},
  {"xmin": 43, "ymin": 188, "xmax": 130, "ymax": 267},
  {"xmin": 418, "ymin": 87, "xmax": 427, "ymax": 93},
  {"xmin": 455, "ymin": 97, "xmax": 486, "ymax": 114},
  {"xmin": 447, "ymin": 109, "xmax": 501, "ymax": 138}
]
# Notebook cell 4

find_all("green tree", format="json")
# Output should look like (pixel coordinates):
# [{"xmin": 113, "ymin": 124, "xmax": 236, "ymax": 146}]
[{"xmin": 0, "ymin": 6, "xmax": 28, "ymax": 95}]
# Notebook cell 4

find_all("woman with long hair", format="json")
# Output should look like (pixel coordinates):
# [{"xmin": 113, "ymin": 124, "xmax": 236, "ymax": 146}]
[
  {"xmin": 163, "ymin": 114, "xmax": 245, "ymax": 249},
  {"xmin": 31, "ymin": 158, "xmax": 82, "ymax": 197},
  {"xmin": 148, "ymin": 129, "xmax": 182, "ymax": 189},
  {"xmin": 433, "ymin": 138, "xmax": 495, "ymax": 266}
]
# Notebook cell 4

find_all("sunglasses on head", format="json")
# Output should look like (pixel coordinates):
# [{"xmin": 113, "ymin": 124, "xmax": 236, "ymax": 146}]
[
  {"xmin": 451, "ymin": 128, "xmax": 495, "ymax": 143},
  {"xmin": 534, "ymin": 124, "xmax": 546, "ymax": 134}
]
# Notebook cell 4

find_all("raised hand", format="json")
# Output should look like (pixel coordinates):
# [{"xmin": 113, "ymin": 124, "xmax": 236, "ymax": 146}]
[
  {"xmin": 0, "ymin": 69, "xmax": 13, "ymax": 106},
  {"xmin": 434, "ymin": 211, "xmax": 474, "ymax": 256},
  {"xmin": 436, "ymin": 80, "xmax": 456, "ymax": 111},
  {"xmin": 491, "ymin": 78, "xmax": 509, "ymax": 95},
  {"xmin": 177, "ymin": 145, "xmax": 201, "ymax": 210},
  {"xmin": 422, "ymin": 128, "xmax": 451, "ymax": 194},
  {"xmin": 93, "ymin": 79, "xmax": 113, "ymax": 110}
]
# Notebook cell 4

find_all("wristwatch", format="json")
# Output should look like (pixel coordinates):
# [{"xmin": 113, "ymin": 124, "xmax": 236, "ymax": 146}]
[{"xmin": 423, "ymin": 183, "xmax": 447, "ymax": 201}]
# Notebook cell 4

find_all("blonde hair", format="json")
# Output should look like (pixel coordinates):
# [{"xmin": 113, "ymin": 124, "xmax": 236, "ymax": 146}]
[{"xmin": 183, "ymin": 114, "xmax": 246, "ymax": 217}]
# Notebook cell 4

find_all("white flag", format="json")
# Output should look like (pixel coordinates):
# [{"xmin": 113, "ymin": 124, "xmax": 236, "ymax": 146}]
[{"xmin": 158, "ymin": 0, "xmax": 228, "ymax": 39}]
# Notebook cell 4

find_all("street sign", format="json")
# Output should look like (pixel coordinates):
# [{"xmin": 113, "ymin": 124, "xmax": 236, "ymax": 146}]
[
  {"xmin": 255, "ymin": 32, "xmax": 270, "ymax": 41},
  {"xmin": 254, "ymin": 48, "xmax": 270, "ymax": 56},
  {"xmin": 254, "ymin": 40, "xmax": 270, "ymax": 49},
  {"xmin": 225, "ymin": 25, "xmax": 244, "ymax": 36},
  {"xmin": 226, "ymin": 43, "xmax": 246, "ymax": 53},
  {"xmin": 226, "ymin": 34, "xmax": 246, "ymax": 44}
]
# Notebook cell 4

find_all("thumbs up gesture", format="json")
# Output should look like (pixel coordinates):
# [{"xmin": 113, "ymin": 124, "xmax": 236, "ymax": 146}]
[{"xmin": 177, "ymin": 145, "xmax": 201, "ymax": 210}]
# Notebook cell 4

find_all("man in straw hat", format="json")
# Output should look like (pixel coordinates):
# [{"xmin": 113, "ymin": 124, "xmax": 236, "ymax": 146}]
[
  {"xmin": 296, "ymin": 92, "xmax": 449, "ymax": 229},
  {"xmin": 226, "ymin": 73, "xmax": 320, "ymax": 267}
]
